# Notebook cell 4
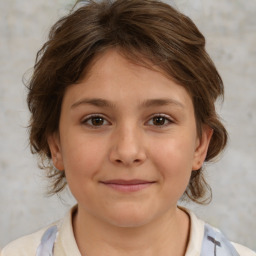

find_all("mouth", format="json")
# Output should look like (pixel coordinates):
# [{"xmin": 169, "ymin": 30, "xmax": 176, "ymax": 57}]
[{"xmin": 99, "ymin": 179, "xmax": 156, "ymax": 192}]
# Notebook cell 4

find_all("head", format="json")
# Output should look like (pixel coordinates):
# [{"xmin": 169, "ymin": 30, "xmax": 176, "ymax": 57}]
[{"xmin": 27, "ymin": 0, "xmax": 227, "ymax": 204}]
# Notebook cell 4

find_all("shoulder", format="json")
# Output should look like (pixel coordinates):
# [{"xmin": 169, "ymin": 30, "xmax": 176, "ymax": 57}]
[
  {"xmin": 180, "ymin": 207, "xmax": 256, "ymax": 256},
  {"xmin": 0, "ymin": 206, "xmax": 77, "ymax": 256},
  {"xmin": 232, "ymin": 242, "xmax": 256, "ymax": 256},
  {"xmin": 0, "ymin": 224, "xmax": 57, "ymax": 256}
]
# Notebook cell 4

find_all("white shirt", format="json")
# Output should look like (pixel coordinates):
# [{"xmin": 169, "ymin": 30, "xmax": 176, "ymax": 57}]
[{"xmin": 1, "ymin": 206, "xmax": 255, "ymax": 256}]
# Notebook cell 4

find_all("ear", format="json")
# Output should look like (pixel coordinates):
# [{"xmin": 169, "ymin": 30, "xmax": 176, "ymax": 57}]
[
  {"xmin": 47, "ymin": 133, "xmax": 64, "ymax": 171},
  {"xmin": 192, "ymin": 125, "xmax": 213, "ymax": 171}
]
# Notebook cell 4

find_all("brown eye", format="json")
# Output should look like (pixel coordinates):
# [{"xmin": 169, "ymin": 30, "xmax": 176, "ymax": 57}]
[
  {"xmin": 152, "ymin": 116, "xmax": 167, "ymax": 126},
  {"xmin": 147, "ymin": 114, "xmax": 172, "ymax": 127},
  {"xmin": 82, "ymin": 115, "xmax": 109, "ymax": 128},
  {"xmin": 91, "ymin": 117, "xmax": 104, "ymax": 126}
]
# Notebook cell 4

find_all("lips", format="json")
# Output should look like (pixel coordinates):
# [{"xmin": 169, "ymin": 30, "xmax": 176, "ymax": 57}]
[
  {"xmin": 102, "ymin": 179, "xmax": 154, "ymax": 185},
  {"xmin": 100, "ymin": 179, "xmax": 156, "ymax": 192}
]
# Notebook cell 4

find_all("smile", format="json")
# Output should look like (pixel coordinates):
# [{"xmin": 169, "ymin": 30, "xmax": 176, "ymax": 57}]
[{"xmin": 100, "ymin": 180, "xmax": 156, "ymax": 192}]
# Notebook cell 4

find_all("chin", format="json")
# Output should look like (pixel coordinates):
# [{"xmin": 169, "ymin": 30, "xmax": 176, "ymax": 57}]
[{"xmin": 103, "ymin": 209, "xmax": 155, "ymax": 228}]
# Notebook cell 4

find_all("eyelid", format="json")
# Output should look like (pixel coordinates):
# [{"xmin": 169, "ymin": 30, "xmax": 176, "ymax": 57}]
[
  {"xmin": 81, "ymin": 114, "xmax": 111, "ymax": 128},
  {"xmin": 146, "ymin": 113, "xmax": 174, "ymax": 126},
  {"xmin": 81, "ymin": 113, "xmax": 174, "ymax": 128}
]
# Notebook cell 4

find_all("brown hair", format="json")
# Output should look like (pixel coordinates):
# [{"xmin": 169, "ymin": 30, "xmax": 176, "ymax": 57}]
[{"xmin": 27, "ymin": 0, "xmax": 228, "ymax": 203}]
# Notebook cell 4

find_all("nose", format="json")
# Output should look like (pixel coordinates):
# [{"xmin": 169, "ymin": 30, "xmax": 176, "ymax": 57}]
[{"xmin": 109, "ymin": 124, "xmax": 147, "ymax": 166}]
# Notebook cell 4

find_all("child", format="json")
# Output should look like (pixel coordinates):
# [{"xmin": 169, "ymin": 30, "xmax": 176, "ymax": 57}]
[{"xmin": 1, "ymin": 0, "xmax": 255, "ymax": 255}]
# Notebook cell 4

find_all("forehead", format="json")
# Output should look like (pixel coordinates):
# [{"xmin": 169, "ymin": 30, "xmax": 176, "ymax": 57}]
[
  {"xmin": 63, "ymin": 49, "xmax": 194, "ymax": 112},
  {"xmin": 79, "ymin": 48, "xmax": 182, "ymax": 87}
]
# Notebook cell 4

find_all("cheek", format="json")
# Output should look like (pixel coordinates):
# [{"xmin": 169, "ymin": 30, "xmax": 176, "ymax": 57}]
[
  {"xmin": 61, "ymin": 137, "xmax": 108, "ymax": 205},
  {"xmin": 61, "ymin": 137, "xmax": 106, "ymax": 181},
  {"xmin": 149, "ymin": 136, "xmax": 195, "ymax": 191},
  {"xmin": 151, "ymin": 135, "xmax": 195, "ymax": 169}
]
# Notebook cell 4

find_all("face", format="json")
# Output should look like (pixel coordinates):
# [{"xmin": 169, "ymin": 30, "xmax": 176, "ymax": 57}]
[{"xmin": 48, "ymin": 49, "xmax": 212, "ymax": 228}]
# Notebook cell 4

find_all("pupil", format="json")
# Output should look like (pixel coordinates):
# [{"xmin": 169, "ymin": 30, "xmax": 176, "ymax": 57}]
[
  {"xmin": 92, "ymin": 117, "xmax": 103, "ymax": 126},
  {"xmin": 153, "ymin": 117, "xmax": 165, "ymax": 125}
]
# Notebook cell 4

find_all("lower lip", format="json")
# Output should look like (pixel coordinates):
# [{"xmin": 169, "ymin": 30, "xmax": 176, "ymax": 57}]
[{"xmin": 102, "ymin": 183, "xmax": 154, "ymax": 192}]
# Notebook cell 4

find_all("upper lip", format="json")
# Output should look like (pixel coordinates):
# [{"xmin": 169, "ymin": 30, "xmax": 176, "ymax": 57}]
[{"xmin": 100, "ymin": 179, "xmax": 155, "ymax": 185}]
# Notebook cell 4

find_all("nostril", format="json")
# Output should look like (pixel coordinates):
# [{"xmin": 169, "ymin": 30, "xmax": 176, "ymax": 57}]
[{"xmin": 115, "ymin": 159, "xmax": 141, "ymax": 164}]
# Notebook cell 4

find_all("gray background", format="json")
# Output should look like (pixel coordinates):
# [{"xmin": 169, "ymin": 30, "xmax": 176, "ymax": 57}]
[{"xmin": 0, "ymin": 0, "xmax": 255, "ymax": 251}]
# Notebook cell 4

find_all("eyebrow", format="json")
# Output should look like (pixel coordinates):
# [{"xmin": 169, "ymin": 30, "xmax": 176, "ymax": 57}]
[{"xmin": 71, "ymin": 97, "xmax": 184, "ymax": 109}]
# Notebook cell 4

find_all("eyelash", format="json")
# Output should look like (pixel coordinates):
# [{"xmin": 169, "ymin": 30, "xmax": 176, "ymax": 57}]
[{"xmin": 81, "ymin": 114, "xmax": 174, "ymax": 129}]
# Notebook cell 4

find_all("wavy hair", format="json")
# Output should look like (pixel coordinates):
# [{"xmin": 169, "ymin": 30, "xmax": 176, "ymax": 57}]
[{"xmin": 27, "ymin": 0, "xmax": 228, "ymax": 203}]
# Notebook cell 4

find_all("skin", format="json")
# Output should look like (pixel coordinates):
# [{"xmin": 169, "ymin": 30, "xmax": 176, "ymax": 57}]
[{"xmin": 48, "ymin": 49, "xmax": 212, "ymax": 256}]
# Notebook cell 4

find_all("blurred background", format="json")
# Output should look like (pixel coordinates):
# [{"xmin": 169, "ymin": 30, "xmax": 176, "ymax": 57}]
[{"xmin": 0, "ymin": 0, "xmax": 255, "ymax": 251}]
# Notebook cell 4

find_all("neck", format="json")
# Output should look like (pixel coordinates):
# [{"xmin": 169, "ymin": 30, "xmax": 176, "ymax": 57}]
[{"xmin": 73, "ymin": 206, "xmax": 190, "ymax": 256}]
